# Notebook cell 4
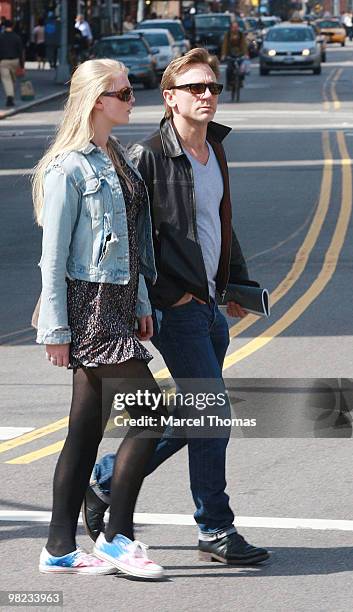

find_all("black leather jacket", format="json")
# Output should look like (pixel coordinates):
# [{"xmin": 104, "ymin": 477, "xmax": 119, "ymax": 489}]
[{"xmin": 129, "ymin": 117, "xmax": 249, "ymax": 309}]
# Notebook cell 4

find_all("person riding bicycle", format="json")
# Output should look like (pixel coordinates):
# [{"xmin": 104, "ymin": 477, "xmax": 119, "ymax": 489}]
[{"xmin": 221, "ymin": 22, "xmax": 248, "ymax": 89}]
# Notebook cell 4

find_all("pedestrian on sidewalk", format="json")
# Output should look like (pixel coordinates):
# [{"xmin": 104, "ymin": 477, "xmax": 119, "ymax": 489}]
[
  {"xmin": 83, "ymin": 48, "xmax": 270, "ymax": 567},
  {"xmin": 33, "ymin": 17, "xmax": 46, "ymax": 70},
  {"xmin": 123, "ymin": 14, "xmax": 135, "ymax": 33},
  {"xmin": 44, "ymin": 12, "xmax": 60, "ymax": 68},
  {"xmin": 75, "ymin": 14, "xmax": 93, "ymax": 62},
  {"xmin": 0, "ymin": 19, "xmax": 24, "ymax": 107},
  {"xmin": 32, "ymin": 58, "xmax": 166, "ymax": 579}
]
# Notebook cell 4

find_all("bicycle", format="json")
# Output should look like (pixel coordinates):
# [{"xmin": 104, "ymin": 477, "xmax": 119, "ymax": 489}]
[{"xmin": 225, "ymin": 56, "xmax": 242, "ymax": 103}]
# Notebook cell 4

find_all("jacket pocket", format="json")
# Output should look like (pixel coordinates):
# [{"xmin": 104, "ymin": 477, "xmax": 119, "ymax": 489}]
[{"xmin": 82, "ymin": 176, "xmax": 105, "ymax": 222}]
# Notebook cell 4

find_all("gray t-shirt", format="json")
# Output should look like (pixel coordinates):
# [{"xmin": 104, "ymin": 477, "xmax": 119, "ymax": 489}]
[{"xmin": 183, "ymin": 142, "xmax": 224, "ymax": 298}]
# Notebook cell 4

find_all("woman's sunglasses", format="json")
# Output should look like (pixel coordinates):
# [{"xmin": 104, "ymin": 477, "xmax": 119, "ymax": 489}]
[
  {"xmin": 173, "ymin": 82, "xmax": 223, "ymax": 96},
  {"xmin": 102, "ymin": 86, "xmax": 134, "ymax": 102}
]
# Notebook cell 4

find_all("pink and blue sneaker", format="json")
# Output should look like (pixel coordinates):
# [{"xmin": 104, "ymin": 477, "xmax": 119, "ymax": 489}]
[
  {"xmin": 39, "ymin": 547, "xmax": 116, "ymax": 574},
  {"xmin": 94, "ymin": 533, "xmax": 164, "ymax": 579}
]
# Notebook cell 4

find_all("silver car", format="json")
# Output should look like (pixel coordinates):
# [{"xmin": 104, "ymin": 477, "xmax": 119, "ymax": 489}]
[
  {"xmin": 136, "ymin": 19, "xmax": 190, "ymax": 56},
  {"xmin": 134, "ymin": 28, "xmax": 180, "ymax": 75},
  {"xmin": 260, "ymin": 23, "xmax": 321, "ymax": 75}
]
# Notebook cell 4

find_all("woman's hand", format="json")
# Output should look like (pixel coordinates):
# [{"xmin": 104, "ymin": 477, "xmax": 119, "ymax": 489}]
[
  {"xmin": 136, "ymin": 315, "xmax": 153, "ymax": 341},
  {"xmin": 45, "ymin": 344, "xmax": 70, "ymax": 368}
]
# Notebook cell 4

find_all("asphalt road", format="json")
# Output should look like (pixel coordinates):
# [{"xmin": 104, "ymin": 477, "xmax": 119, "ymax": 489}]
[{"xmin": 0, "ymin": 46, "xmax": 352, "ymax": 612}]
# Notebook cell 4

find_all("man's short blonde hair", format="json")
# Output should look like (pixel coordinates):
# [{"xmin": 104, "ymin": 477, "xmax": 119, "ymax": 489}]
[{"xmin": 161, "ymin": 47, "xmax": 220, "ymax": 118}]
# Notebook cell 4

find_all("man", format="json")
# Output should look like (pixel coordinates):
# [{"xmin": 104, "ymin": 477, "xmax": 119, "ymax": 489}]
[
  {"xmin": 123, "ymin": 14, "xmax": 135, "ymax": 33},
  {"xmin": 221, "ymin": 21, "xmax": 249, "ymax": 89},
  {"xmin": 83, "ymin": 48, "xmax": 269, "ymax": 566},
  {"xmin": 0, "ymin": 19, "xmax": 24, "ymax": 107},
  {"xmin": 75, "ymin": 14, "xmax": 92, "ymax": 61},
  {"xmin": 44, "ymin": 12, "xmax": 60, "ymax": 69}
]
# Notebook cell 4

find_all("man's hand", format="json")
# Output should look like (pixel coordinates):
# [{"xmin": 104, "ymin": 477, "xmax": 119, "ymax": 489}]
[
  {"xmin": 136, "ymin": 315, "xmax": 153, "ymax": 341},
  {"xmin": 226, "ymin": 301, "xmax": 248, "ymax": 318},
  {"xmin": 172, "ymin": 292, "xmax": 206, "ymax": 307},
  {"xmin": 45, "ymin": 344, "xmax": 70, "ymax": 368}
]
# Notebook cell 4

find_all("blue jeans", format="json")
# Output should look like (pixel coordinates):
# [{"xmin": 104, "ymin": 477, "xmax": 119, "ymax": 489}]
[{"xmin": 92, "ymin": 299, "xmax": 235, "ymax": 537}]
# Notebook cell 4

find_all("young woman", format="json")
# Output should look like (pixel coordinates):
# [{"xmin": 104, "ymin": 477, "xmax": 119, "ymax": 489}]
[{"xmin": 32, "ymin": 58, "xmax": 166, "ymax": 579}]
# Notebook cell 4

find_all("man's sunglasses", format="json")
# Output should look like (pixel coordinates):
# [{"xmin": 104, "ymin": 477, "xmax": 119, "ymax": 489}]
[
  {"xmin": 101, "ymin": 86, "xmax": 134, "ymax": 102},
  {"xmin": 173, "ymin": 82, "xmax": 223, "ymax": 96}
]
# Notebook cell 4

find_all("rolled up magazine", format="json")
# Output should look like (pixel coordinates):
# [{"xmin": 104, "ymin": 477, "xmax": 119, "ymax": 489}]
[{"xmin": 218, "ymin": 280, "xmax": 270, "ymax": 317}]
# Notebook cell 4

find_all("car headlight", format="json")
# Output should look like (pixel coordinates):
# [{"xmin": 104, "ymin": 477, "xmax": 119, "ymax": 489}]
[
  {"xmin": 267, "ymin": 49, "xmax": 276, "ymax": 57},
  {"xmin": 302, "ymin": 48, "xmax": 311, "ymax": 56}
]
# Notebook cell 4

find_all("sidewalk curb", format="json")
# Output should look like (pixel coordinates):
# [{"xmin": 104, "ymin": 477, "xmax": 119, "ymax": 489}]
[{"xmin": 0, "ymin": 89, "xmax": 67, "ymax": 120}]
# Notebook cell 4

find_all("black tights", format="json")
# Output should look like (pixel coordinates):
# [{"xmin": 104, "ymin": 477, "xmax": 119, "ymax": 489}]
[{"xmin": 46, "ymin": 359, "xmax": 166, "ymax": 557}]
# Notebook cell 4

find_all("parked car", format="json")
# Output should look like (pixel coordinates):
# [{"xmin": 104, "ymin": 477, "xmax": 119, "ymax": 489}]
[
  {"xmin": 260, "ymin": 24, "xmax": 321, "ymax": 75},
  {"xmin": 136, "ymin": 19, "xmax": 190, "ymax": 55},
  {"xmin": 93, "ymin": 34, "xmax": 158, "ymax": 89},
  {"xmin": 134, "ymin": 28, "xmax": 180, "ymax": 75},
  {"xmin": 194, "ymin": 12, "xmax": 234, "ymax": 56},
  {"xmin": 314, "ymin": 18, "xmax": 346, "ymax": 46}
]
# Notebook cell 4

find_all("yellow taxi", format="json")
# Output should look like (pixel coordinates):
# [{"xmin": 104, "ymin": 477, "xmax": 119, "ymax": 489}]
[{"xmin": 315, "ymin": 18, "xmax": 346, "ymax": 46}]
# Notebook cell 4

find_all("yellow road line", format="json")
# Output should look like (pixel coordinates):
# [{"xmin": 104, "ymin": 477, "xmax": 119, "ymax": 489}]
[
  {"xmin": 5, "ymin": 417, "xmax": 119, "ymax": 465},
  {"xmin": 227, "ymin": 130, "xmax": 333, "ymax": 341},
  {"xmin": 0, "ymin": 417, "xmax": 68, "ymax": 454},
  {"xmin": 322, "ymin": 68, "xmax": 338, "ymax": 111},
  {"xmin": 2, "ymin": 332, "xmax": 36, "ymax": 346},
  {"xmin": 223, "ymin": 131, "xmax": 351, "ymax": 369},
  {"xmin": 322, "ymin": 68, "xmax": 342, "ymax": 110},
  {"xmin": 0, "ymin": 326, "xmax": 33, "ymax": 341},
  {"xmin": 331, "ymin": 68, "xmax": 343, "ymax": 110},
  {"xmin": 6, "ymin": 440, "xmax": 65, "ymax": 464}
]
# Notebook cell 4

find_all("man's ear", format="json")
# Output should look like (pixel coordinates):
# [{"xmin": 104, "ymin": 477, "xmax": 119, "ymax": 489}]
[{"xmin": 162, "ymin": 88, "xmax": 177, "ymax": 114}]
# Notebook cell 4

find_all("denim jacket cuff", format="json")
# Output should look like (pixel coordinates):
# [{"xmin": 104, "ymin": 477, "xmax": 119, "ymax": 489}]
[
  {"xmin": 136, "ymin": 274, "xmax": 152, "ymax": 318},
  {"xmin": 136, "ymin": 302, "xmax": 152, "ymax": 318},
  {"xmin": 36, "ymin": 327, "xmax": 72, "ymax": 345}
]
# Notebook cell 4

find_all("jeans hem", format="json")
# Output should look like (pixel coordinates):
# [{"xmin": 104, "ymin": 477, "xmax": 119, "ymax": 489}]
[
  {"xmin": 198, "ymin": 525, "xmax": 237, "ymax": 541},
  {"xmin": 90, "ymin": 481, "xmax": 111, "ymax": 506}
]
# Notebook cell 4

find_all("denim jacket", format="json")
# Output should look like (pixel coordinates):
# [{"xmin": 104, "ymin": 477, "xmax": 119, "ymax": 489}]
[{"xmin": 36, "ymin": 139, "xmax": 157, "ymax": 345}]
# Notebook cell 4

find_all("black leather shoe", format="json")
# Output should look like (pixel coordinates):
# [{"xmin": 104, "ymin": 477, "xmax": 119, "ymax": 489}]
[
  {"xmin": 81, "ymin": 485, "xmax": 109, "ymax": 542},
  {"xmin": 6, "ymin": 96, "xmax": 14, "ymax": 107},
  {"xmin": 199, "ymin": 531, "xmax": 269, "ymax": 565}
]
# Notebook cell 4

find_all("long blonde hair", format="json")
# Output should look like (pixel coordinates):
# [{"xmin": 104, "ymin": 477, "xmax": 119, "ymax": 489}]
[{"xmin": 32, "ymin": 58, "xmax": 130, "ymax": 225}]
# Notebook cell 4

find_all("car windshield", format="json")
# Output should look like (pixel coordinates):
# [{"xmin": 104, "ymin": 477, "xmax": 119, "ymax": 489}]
[
  {"xmin": 237, "ymin": 18, "xmax": 246, "ymax": 31},
  {"xmin": 139, "ymin": 21, "xmax": 184, "ymax": 40},
  {"xmin": 139, "ymin": 32, "xmax": 169, "ymax": 46},
  {"xmin": 95, "ymin": 39, "xmax": 147, "ymax": 57},
  {"xmin": 246, "ymin": 18, "xmax": 258, "ymax": 29},
  {"xmin": 316, "ymin": 20, "xmax": 341, "ymax": 28},
  {"xmin": 263, "ymin": 19, "xmax": 278, "ymax": 27},
  {"xmin": 195, "ymin": 15, "xmax": 231, "ymax": 30},
  {"xmin": 266, "ymin": 27, "xmax": 314, "ymax": 42}
]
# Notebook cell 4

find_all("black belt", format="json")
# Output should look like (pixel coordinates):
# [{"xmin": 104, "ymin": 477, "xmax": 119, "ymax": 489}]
[{"xmin": 0, "ymin": 57, "xmax": 18, "ymax": 60}]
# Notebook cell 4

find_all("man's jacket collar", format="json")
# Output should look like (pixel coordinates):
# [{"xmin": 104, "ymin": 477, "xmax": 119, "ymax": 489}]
[{"xmin": 160, "ymin": 117, "xmax": 232, "ymax": 158}]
